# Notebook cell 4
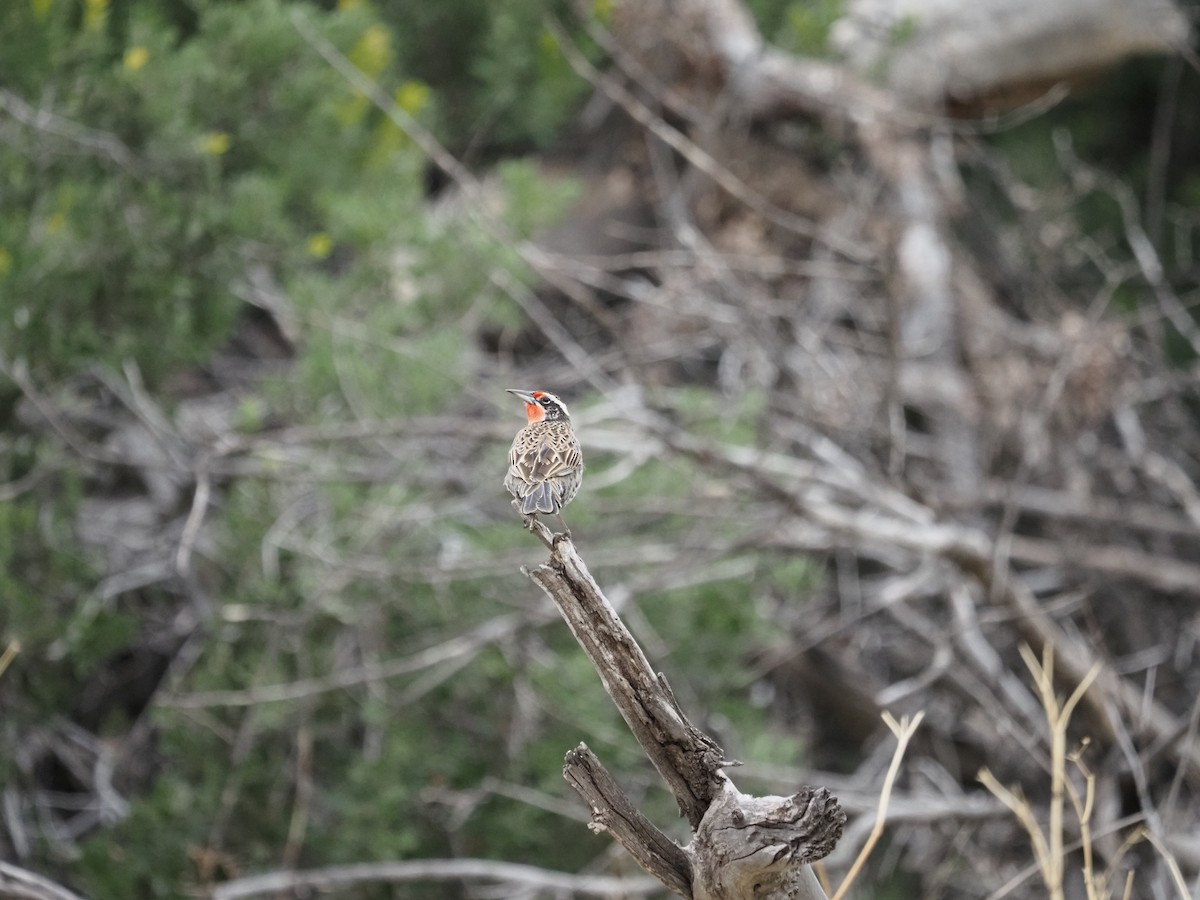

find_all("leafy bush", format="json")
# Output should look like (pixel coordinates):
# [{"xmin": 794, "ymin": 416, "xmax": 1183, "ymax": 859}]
[
  {"xmin": 0, "ymin": 0, "xmax": 424, "ymax": 385},
  {"xmin": 1, "ymin": 1, "xmax": 604, "ymax": 893},
  {"xmin": 0, "ymin": 2, "xmax": 830, "ymax": 896}
]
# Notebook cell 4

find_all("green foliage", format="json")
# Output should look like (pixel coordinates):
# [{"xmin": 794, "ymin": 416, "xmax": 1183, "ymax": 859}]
[
  {"xmin": 376, "ymin": 0, "xmax": 592, "ymax": 151},
  {"xmin": 768, "ymin": 555, "xmax": 819, "ymax": 593},
  {"xmin": 78, "ymin": 779, "xmax": 201, "ymax": 898},
  {"xmin": 645, "ymin": 578, "xmax": 771, "ymax": 687},
  {"xmin": 740, "ymin": 727, "xmax": 807, "ymax": 769},
  {"xmin": 889, "ymin": 14, "xmax": 919, "ymax": 46},
  {"xmin": 742, "ymin": 0, "xmax": 799, "ymax": 43},
  {"xmin": 0, "ymin": 486, "xmax": 94, "ymax": 654},
  {"xmin": 0, "ymin": 0, "xmax": 818, "ymax": 895},
  {"xmin": 755, "ymin": 0, "xmax": 843, "ymax": 57},
  {"xmin": 0, "ymin": 0, "xmax": 424, "ymax": 385},
  {"xmin": 497, "ymin": 159, "xmax": 583, "ymax": 239},
  {"xmin": 982, "ymin": 58, "xmax": 1200, "ymax": 353},
  {"xmin": 668, "ymin": 385, "xmax": 769, "ymax": 445}
]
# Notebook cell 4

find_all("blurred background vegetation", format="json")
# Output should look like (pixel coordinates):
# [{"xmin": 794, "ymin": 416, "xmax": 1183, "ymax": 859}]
[
  {"xmin": 3, "ymin": 0, "xmax": 1200, "ymax": 898},
  {"xmin": 0, "ymin": 2, "xmax": 807, "ymax": 895}
]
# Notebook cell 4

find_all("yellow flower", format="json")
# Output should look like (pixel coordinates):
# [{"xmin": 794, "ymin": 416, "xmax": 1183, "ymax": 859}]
[
  {"xmin": 538, "ymin": 29, "xmax": 558, "ymax": 55},
  {"xmin": 306, "ymin": 233, "xmax": 333, "ymax": 259},
  {"xmin": 200, "ymin": 131, "xmax": 231, "ymax": 156},
  {"xmin": 395, "ymin": 81, "xmax": 430, "ymax": 116},
  {"xmin": 84, "ymin": 0, "xmax": 109, "ymax": 31},
  {"xmin": 349, "ymin": 24, "xmax": 391, "ymax": 78},
  {"xmin": 123, "ymin": 46, "xmax": 149, "ymax": 72},
  {"xmin": 0, "ymin": 247, "xmax": 12, "ymax": 276}
]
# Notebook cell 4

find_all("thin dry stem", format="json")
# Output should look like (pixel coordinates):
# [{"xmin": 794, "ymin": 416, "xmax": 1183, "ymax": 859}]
[
  {"xmin": 1094, "ymin": 826, "xmax": 1148, "ymax": 900},
  {"xmin": 0, "ymin": 861, "xmax": 87, "ymax": 900},
  {"xmin": 1142, "ymin": 829, "xmax": 1192, "ymax": 900},
  {"xmin": 984, "ymin": 646, "xmax": 1105, "ymax": 900},
  {"xmin": 829, "ymin": 711, "xmax": 924, "ymax": 900},
  {"xmin": 978, "ymin": 769, "xmax": 1052, "ymax": 876},
  {"xmin": 1031, "ymin": 645, "xmax": 1101, "ymax": 900},
  {"xmin": 211, "ymin": 859, "xmax": 662, "ymax": 899},
  {"xmin": 1064, "ymin": 752, "xmax": 1097, "ymax": 900},
  {"xmin": 0, "ymin": 640, "xmax": 18, "ymax": 679}
]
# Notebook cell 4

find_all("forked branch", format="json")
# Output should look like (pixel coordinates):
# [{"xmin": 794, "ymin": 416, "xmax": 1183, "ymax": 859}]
[{"xmin": 523, "ymin": 520, "xmax": 844, "ymax": 899}]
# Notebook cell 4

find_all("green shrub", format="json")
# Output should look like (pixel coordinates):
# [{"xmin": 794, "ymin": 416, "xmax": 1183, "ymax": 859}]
[{"xmin": 0, "ymin": 0, "xmax": 423, "ymax": 385}]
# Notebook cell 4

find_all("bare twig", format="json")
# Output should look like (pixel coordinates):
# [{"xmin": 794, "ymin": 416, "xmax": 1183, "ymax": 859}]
[
  {"xmin": 175, "ymin": 465, "xmax": 212, "ymax": 578},
  {"xmin": 544, "ymin": 15, "xmax": 870, "ymax": 262},
  {"xmin": 279, "ymin": 726, "xmax": 314, "ymax": 873},
  {"xmin": 212, "ymin": 858, "xmax": 662, "ymax": 899},
  {"xmin": 163, "ymin": 615, "xmax": 526, "ymax": 708},
  {"xmin": 0, "ymin": 88, "xmax": 133, "ymax": 169},
  {"xmin": 0, "ymin": 862, "xmax": 87, "ymax": 900},
  {"xmin": 980, "ymin": 646, "xmax": 1104, "ymax": 900},
  {"xmin": 1142, "ymin": 829, "xmax": 1193, "ymax": 900},
  {"xmin": 0, "ymin": 640, "xmax": 18, "ymax": 679},
  {"xmin": 830, "ymin": 712, "xmax": 924, "ymax": 900},
  {"xmin": 563, "ymin": 743, "xmax": 693, "ymax": 897}
]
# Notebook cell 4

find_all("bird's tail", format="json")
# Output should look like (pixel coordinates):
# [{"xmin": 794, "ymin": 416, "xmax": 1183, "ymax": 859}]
[{"xmin": 521, "ymin": 483, "xmax": 557, "ymax": 515}]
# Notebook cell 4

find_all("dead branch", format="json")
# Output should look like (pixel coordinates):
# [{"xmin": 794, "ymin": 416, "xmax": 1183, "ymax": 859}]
[
  {"xmin": 162, "ymin": 615, "xmax": 529, "ymax": 709},
  {"xmin": 0, "ymin": 88, "xmax": 134, "ymax": 169},
  {"xmin": 210, "ymin": 858, "xmax": 662, "ymax": 899},
  {"xmin": 525, "ymin": 522, "xmax": 726, "ymax": 826},
  {"xmin": 0, "ymin": 862, "xmax": 87, "ymax": 900},
  {"xmin": 523, "ymin": 519, "xmax": 845, "ymax": 899},
  {"xmin": 563, "ymin": 743, "xmax": 693, "ymax": 897}
]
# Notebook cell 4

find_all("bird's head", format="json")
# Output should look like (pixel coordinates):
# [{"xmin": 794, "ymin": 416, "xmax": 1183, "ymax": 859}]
[{"xmin": 507, "ymin": 389, "xmax": 570, "ymax": 424}]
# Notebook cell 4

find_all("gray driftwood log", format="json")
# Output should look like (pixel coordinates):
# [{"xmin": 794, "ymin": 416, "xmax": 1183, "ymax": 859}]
[{"xmin": 523, "ymin": 520, "xmax": 845, "ymax": 900}]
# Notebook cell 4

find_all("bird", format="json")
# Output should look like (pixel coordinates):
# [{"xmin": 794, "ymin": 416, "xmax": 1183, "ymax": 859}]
[{"xmin": 505, "ymin": 389, "xmax": 583, "ymax": 535}]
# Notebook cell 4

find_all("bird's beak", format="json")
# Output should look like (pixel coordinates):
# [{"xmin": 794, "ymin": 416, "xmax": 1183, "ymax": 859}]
[{"xmin": 506, "ymin": 389, "xmax": 537, "ymax": 405}]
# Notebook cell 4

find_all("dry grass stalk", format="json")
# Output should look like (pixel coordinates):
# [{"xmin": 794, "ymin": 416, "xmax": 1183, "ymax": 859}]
[
  {"xmin": 977, "ymin": 645, "xmax": 1194, "ymax": 900},
  {"xmin": 0, "ymin": 640, "xmax": 18, "ymax": 679},
  {"xmin": 1141, "ymin": 829, "xmax": 1192, "ymax": 899},
  {"xmin": 830, "ymin": 711, "xmax": 925, "ymax": 900}
]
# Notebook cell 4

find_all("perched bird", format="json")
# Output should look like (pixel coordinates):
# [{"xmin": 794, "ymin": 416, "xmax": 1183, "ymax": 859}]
[{"xmin": 505, "ymin": 389, "xmax": 583, "ymax": 533}]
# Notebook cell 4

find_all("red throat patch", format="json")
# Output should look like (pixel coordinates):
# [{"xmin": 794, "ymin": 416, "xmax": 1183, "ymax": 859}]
[{"xmin": 525, "ymin": 402, "xmax": 545, "ymax": 423}]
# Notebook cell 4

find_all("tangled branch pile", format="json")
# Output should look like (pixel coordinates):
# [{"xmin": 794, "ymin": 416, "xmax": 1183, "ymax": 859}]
[
  {"xmin": 503, "ymin": 0, "xmax": 1200, "ymax": 895},
  {"xmin": 4, "ymin": 0, "xmax": 1199, "ymax": 896}
]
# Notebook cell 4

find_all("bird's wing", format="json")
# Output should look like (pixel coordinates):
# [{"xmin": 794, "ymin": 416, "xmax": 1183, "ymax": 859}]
[{"xmin": 512, "ymin": 436, "xmax": 580, "ymax": 483}]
